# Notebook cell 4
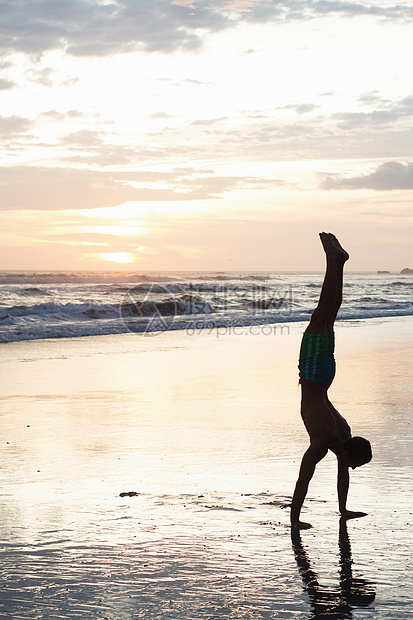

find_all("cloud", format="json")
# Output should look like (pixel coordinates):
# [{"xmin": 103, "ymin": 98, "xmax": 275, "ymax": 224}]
[
  {"xmin": 149, "ymin": 111, "xmax": 175, "ymax": 120},
  {"xmin": 26, "ymin": 66, "xmax": 57, "ymax": 86},
  {"xmin": 279, "ymin": 103, "xmax": 319, "ymax": 114},
  {"xmin": 357, "ymin": 91, "xmax": 386, "ymax": 106},
  {"xmin": 41, "ymin": 109, "xmax": 85, "ymax": 121},
  {"xmin": 332, "ymin": 96, "xmax": 413, "ymax": 129},
  {"xmin": 321, "ymin": 161, "xmax": 413, "ymax": 190},
  {"xmin": 8, "ymin": 91, "xmax": 411, "ymax": 168},
  {"xmin": 183, "ymin": 78, "xmax": 214, "ymax": 86},
  {"xmin": 0, "ymin": 166, "xmax": 191, "ymax": 210},
  {"xmin": 191, "ymin": 117, "xmax": 228, "ymax": 126},
  {"xmin": 0, "ymin": 165, "xmax": 279, "ymax": 210},
  {"xmin": 0, "ymin": 0, "xmax": 228, "ymax": 58},
  {"xmin": 59, "ymin": 129, "xmax": 103, "ymax": 146},
  {"xmin": 0, "ymin": 77, "xmax": 15, "ymax": 89},
  {"xmin": 0, "ymin": 115, "xmax": 32, "ymax": 137},
  {"xmin": 174, "ymin": 114, "xmax": 413, "ymax": 163},
  {"xmin": 0, "ymin": 1, "xmax": 412, "ymax": 59},
  {"xmin": 176, "ymin": 94, "xmax": 413, "ymax": 162},
  {"xmin": 241, "ymin": 0, "xmax": 413, "ymax": 23}
]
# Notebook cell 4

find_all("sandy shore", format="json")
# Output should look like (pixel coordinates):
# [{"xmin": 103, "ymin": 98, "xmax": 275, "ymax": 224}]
[{"xmin": 1, "ymin": 316, "xmax": 413, "ymax": 618}]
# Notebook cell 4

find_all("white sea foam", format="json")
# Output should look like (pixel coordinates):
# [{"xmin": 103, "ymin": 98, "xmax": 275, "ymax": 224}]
[{"xmin": 0, "ymin": 270, "xmax": 412, "ymax": 342}]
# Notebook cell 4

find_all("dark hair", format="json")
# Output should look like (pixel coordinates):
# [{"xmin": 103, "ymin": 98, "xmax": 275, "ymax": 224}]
[{"xmin": 343, "ymin": 436, "xmax": 372, "ymax": 464}]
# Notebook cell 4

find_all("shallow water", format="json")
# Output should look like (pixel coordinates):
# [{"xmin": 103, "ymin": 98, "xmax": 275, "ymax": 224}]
[{"xmin": 1, "ymin": 318, "xmax": 413, "ymax": 618}]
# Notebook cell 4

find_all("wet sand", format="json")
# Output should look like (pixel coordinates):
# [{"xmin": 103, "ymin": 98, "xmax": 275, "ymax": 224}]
[{"xmin": 1, "ymin": 317, "xmax": 413, "ymax": 619}]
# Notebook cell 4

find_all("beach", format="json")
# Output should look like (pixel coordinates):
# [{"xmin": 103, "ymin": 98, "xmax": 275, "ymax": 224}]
[{"xmin": 1, "ymin": 316, "xmax": 413, "ymax": 619}]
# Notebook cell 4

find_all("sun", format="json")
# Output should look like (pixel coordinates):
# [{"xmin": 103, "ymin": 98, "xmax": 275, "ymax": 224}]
[{"xmin": 96, "ymin": 252, "xmax": 136, "ymax": 264}]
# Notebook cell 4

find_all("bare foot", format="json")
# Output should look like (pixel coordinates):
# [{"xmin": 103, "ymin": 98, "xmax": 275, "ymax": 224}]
[
  {"xmin": 319, "ymin": 232, "xmax": 349, "ymax": 263},
  {"xmin": 341, "ymin": 510, "xmax": 367, "ymax": 520},
  {"xmin": 330, "ymin": 233, "xmax": 349, "ymax": 262},
  {"xmin": 291, "ymin": 521, "xmax": 312, "ymax": 530}
]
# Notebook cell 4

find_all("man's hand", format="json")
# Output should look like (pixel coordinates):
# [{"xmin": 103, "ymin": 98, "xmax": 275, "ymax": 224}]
[{"xmin": 340, "ymin": 510, "xmax": 367, "ymax": 520}]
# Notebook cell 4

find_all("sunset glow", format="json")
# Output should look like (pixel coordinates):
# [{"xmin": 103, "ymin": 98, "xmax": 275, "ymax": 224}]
[
  {"xmin": 1, "ymin": 2, "xmax": 412, "ymax": 271},
  {"xmin": 95, "ymin": 252, "xmax": 137, "ymax": 264}
]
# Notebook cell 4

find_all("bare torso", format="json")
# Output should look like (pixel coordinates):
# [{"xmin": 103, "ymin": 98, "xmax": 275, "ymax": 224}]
[{"xmin": 301, "ymin": 387, "xmax": 351, "ymax": 453}]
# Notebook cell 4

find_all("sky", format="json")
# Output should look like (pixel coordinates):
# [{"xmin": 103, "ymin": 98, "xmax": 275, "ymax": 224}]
[{"xmin": 1, "ymin": 0, "xmax": 413, "ymax": 272}]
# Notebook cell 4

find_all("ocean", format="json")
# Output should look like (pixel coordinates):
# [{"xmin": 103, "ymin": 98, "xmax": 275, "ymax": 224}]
[{"xmin": 1, "ymin": 270, "xmax": 413, "ymax": 343}]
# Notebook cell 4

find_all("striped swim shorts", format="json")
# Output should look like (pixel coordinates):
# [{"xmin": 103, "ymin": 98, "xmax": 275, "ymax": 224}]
[{"xmin": 298, "ymin": 331, "xmax": 336, "ymax": 390}]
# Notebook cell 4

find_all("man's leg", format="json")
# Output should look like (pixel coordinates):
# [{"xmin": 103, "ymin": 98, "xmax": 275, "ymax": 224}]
[
  {"xmin": 305, "ymin": 233, "xmax": 349, "ymax": 335},
  {"xmin": 299, "ymin": 233, "xmax": 349, "ymax": 391}
]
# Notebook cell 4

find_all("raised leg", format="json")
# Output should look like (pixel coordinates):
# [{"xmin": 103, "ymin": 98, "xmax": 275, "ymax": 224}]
[{"xmin": 305, "ymin": 233, "xmax": 349, "ymax": 334}]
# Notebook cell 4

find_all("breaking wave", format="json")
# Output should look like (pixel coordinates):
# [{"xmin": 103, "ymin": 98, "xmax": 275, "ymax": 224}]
[{"xmin": 1, "ymin": 270, "xmax": 412, "ymax": 343}]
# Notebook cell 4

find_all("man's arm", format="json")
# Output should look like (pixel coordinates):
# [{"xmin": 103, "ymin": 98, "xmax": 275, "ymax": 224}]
[
  {"xmin": 337, "ymin": 457, "xmax": 349, "ymax": 514},
  {"xmin": 337, "ymin": 455, "xmax": 367, "ymax": 520},
  {"xmin": 291, "ymin": 444, "xmax": 328, "ymax": 529}
]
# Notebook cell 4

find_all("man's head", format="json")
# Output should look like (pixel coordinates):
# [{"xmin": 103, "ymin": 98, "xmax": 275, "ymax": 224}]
[{"xmin": 343, "ymin": 436, "xmax": 372, "ymax": 469}]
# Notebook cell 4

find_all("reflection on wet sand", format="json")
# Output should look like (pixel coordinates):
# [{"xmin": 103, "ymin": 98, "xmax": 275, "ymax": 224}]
[{"xmin": 291, "ymin": 519, "xmax": 376, "ymax": 619}]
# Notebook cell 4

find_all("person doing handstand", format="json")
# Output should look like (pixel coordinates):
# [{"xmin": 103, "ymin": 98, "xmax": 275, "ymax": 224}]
[{"xmin": 291, "ymin": 232, "xmax": 372, "ymax": 530}]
